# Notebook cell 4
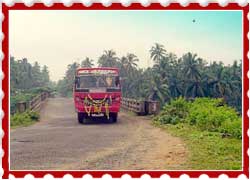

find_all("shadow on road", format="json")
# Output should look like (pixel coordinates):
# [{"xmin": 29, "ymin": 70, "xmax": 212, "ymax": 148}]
[{"xmin": 81, "ymin": 117, "xmax": 118, "ymax": 125}]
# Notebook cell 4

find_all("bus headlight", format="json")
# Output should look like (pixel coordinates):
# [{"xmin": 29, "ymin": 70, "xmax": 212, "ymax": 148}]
[
  {"xmin": 115, "ymin": 97, "xmax": 120, "ymax": 102},
  {"xmin": 75, "ymin": 96, "xmax": 81, "ymax": 102},
  {"xmin": 84, "ymin": 98, "xmax": 90, "ymax": 105}
]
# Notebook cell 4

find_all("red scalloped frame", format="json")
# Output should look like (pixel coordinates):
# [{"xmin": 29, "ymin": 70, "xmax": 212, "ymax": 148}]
[{"xmin": 2, "ymin": 2, "xmax": 249, "ymax": 179}]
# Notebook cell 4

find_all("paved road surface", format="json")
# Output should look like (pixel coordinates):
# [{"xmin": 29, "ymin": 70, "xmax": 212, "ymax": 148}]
[{"xmin": 10, "ymin": 98, "xmax": 188, "ymax": 170}]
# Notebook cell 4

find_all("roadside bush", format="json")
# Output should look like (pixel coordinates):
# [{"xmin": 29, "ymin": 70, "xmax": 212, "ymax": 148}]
[
  {"xmin": 153, "ymin": 97, "xmax": 189, "ymax": 125},
  {"xmin": 27, "ymin": 110, "xmax": 40, "ymax": 120},
  {"xmin": 10, "ymin": 111, "xmax": 40, "ymax": 127},
  {"xmin": 154, "ymin": 97, "xmax": 242, "ymax": 139},
  {"xmin": 187, "ymin": 98, "xmax": 241, "ymax": 134},
  {"xmin": 10, "ymin": 87, "xmax": 52, "ymax": 114},
  {"xmin": 219, "ymin": 119, "xmax": 242, "ymax": 139},
  {"xmin": 27, "ymin": 87, "xmax": 51, "ymax": 94}
]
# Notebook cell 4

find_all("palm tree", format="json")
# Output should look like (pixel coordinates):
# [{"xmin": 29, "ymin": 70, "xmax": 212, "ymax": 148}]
[
  {"xmin": 18, "ymin": 58, "xmax": 33, "ymax": 89},
  {"xmin": 125, "ymin": 53, "xmax": 139, "ymax": 74},
  {"xmin": 32, "ymin": 62, "xmax": 43, "ymax": 87},
  {"xmin": 182, "ymin": 53, "xmax": 205, "ymax": 98},
  {"xmin": 118, "ymin": 56, "xmax": 128, "ymax": 77},
  {"xmin": 184, "ymin": 79, "xmax": 205, "ymax": 98},
  {"xmin": 81, "ymin": 57, "xmax": 94, "ymax": 68},
  {"xmin": 126, "ymin": 53, "xmax": 139, "ymax": 68},
  {"xmin": 152, "ymin": 56, "xmax": 170, "ymax": 79},
  {"xmin": 41, "ymin": 65, "xmax": 50, "ymax": 86},
  {"xmin": 168, "ymin": 75, "xmax": 182, "ymax": 98},
  {"xmin": 125, "ymin": 69, "xmax": 143, "ymax": 98},
  {"xmin": 208, "ymin": 67, "xmax": 230, "ymax": 98},
  {"xmin": 144, "ymin": 70, "xmax": 169, "ymax": 104},
  {"xmin": 98, "ymin": 50, "xmax": 118, "ymax": 67},
  {"xmin": 231, "ymin": 60, "xmax": 241, "ymax": 81},
  {"xmin": 182, "ymin": 52, "xmax": 201, "ymax": 80},
  {"xmin": 150, "ymin": 43, "xmax": 167, "ymax": 63},
  {"xmin": 120, "ymin": 56, "xmax": 128, "ymax": 67},
  {"xmin": 119, "ymin": 54, "xmax": 139, "ymax": 73}
]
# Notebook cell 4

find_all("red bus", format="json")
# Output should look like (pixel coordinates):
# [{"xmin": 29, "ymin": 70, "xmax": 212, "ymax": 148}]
[{"xmin": 74, "ymin": 67, "xmax": 121, "ymax": 124}]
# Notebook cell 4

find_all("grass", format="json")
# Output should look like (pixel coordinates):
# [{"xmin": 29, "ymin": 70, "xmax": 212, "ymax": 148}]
[
  {"xmin": 10, "ymin": 111, "xmax": 40, "ymax": 128},
  {"xmin": 155, "ymin": 122, "xmax": 242, "ymax": 170},
  {"xmin": 152, "ymin": 97, "xmax": 242, "ymax": 169}
]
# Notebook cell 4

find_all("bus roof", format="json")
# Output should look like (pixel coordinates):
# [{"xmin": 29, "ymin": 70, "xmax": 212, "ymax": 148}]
[
  {"xmin": 77, "ymin": 67, "xmax": 119, "ymax": 71},
  {"xmin": 76, "ymin": 67, "xmax": 119, "ymax": 75}
]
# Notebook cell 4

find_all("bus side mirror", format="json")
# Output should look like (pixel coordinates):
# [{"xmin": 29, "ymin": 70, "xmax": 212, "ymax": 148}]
[
  {"xmin": 75, "ymin": 77, "xmax": 79, "ymax": 86},
  {"xmin": 115, "ymin": 76, "xmax": 120, "ymax": 86}
]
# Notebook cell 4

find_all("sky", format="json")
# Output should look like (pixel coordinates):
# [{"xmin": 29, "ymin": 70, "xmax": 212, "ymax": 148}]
[{"xmin": 9, "ymin": 10, "xmax": 243, "ymax": 81}]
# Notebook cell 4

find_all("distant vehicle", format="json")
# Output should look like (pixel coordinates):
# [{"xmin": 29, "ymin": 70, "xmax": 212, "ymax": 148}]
[{"xmin": 74, "ymin": 67, "xmax": 121, "ymax": 124}]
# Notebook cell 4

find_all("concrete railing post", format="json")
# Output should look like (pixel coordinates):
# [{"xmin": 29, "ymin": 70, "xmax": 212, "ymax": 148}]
[{"xmin": 16, "ymin": 102, "xmax": 27, "ymax": 113}]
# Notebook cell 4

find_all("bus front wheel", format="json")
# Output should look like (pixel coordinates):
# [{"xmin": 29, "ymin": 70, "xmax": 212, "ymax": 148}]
[
  {"xmin": 78, "ymin": 112, "xmax": 85, "ymax": 124},
  {"xmin": 109, "ymin": 113, "xmax": 117, "ymax": 123}
]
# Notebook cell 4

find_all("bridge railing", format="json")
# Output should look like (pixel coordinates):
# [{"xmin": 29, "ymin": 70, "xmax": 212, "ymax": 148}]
[
  {"xmin": 121, "ymin": 97, "xmax": 160, "ymax": 115},
  {"xmin": 13, "ymin": 92, "xmax": 50, "ymax": 114}
]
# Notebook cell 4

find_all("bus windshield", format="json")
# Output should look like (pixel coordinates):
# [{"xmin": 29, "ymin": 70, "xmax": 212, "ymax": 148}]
[{"xmin": 76, "ymin": 75, "xmax": 120, "ymax": 89}]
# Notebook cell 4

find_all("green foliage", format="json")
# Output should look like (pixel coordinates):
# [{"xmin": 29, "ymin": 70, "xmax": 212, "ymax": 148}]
[
  {"xmin": 10, "ymin": 87, "xmax": 53, "ymax": 114},
  {"xmin": 10, "ymin": 111, "xmax": 40, "ymax": 128},
  {"xmin": 56, "ymin": 62, "xmax": 79, "ymax": 97},
  {"xmin": 56, "ymin": 44, "xmax": 242, "ymax": 112},
  {"xmin": 27, "ymin": 87, "xmax": 53, "ymax": 94},
  {"xmin": 27, "ymin": 110, "xmax": 40, "ymax": 120},
  {"xmin": 159, "ymin": 124, "xmax": 242, "ymax": 170},
  {"xmin": 154, "ymin": 98, "xmax": 242, "ymax": 139},
  {"xmin": 10, "ymin": 56, "xmax": 54, "ymax": 113},
  {"xmin": 219, "ymin": 119, "xmax": 242, "ymax": 139},
  {"xmin": 98, "ymin": 50, "xmax": 118, "ymax": 67},
  {"xmin": 81, "ymin": 57, "xmax": 94, "ymax": 68},
  {"xmin": 10, "ymin": 92, "xmax": 36, "ymax": 114},
  {"xmin": 153, "ymin": 97, "xmax": 189, "ymax": 124},
  {"xmin": 10, "ymin": 56, "xmax": 52, "ymax": 92},
  {"xmin": 187, "ymin": 98, "xmax": 240, "ymax": 133}
]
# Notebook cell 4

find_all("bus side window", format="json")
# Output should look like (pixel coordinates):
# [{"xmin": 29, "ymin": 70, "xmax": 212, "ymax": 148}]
[
  {"xmin": 115, "ymin": 76, "xmax": 120, "ymax": 87},
  {"xmin": 75, "ymin": 77, "xmax": 80, "ymax": 88}
]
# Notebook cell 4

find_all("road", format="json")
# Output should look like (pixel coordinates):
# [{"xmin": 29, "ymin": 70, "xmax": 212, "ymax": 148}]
[{"xmin": 10, "ymin": 97, "xmax": 188, "ymax": 170}]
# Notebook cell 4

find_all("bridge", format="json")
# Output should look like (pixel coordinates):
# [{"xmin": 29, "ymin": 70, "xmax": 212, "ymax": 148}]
[
  {"xmin": 10, "ymin": 95, "xmax": 187, "ymax": 170},
  {"xmin": 12, "ymin": 91, "xmax": 160, "ymax": 116}
]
